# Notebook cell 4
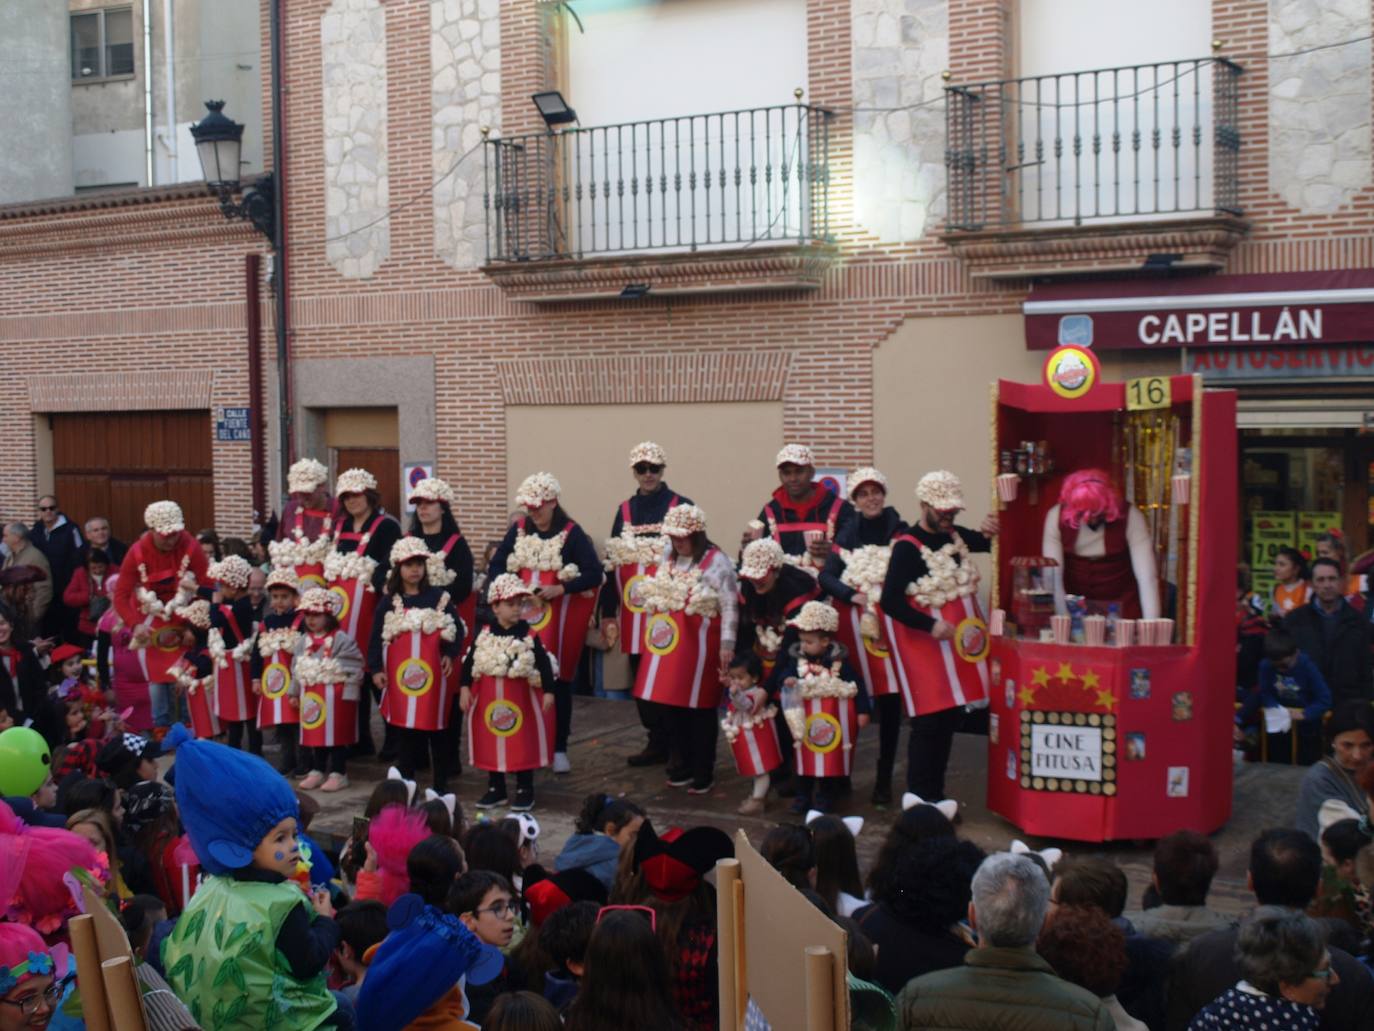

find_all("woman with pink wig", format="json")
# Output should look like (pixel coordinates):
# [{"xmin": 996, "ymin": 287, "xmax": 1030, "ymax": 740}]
[
  {"xmin": 94, "ymin": 573, "xmax": 152, "ymax": 733},
  {"xmin": 1042, "ymin": 469, "xmax": 1161, "ymax": 620},
  {"xmin": 0, "ymin": 799, "xmax": 105, "ymax": 945}
]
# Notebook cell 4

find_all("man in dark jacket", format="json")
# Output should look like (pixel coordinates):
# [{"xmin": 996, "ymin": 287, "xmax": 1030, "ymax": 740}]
[
  {"xmin": 1284, "ymin": 558, "xmax": 1373, "ymax": 708},
  {"xmin": 31, "ymin": 495, "xmax": 83, "ymax": 637},
  {"xmin": 78, "ymin": 515, "xmax": 127, "ymax": 567},
  {"xmin": 898, "ymin": 852, "xmax": 1111, "ymax": 1030},
  {"xmin": 1166, "ymin": 828, "xmax": 1374, "ymax": 1030}
]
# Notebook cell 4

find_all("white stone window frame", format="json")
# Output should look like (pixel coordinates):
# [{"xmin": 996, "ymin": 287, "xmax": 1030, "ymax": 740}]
[{"xmin": 70, "ymin": 6, "xmax": 136, "ymax": 84}]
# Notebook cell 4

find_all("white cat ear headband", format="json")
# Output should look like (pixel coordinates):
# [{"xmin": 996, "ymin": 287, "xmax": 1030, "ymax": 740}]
[
  {"xmin": 1010, "ymin": 839, "xmax": 1064, "ymax": 868},
  {"xmin": 805, "ymin": 810, "xmax": 864, "ymax": 837},
  {"xmin": 901, "ymin": 792, "xmax": 958, "ymax": 821},
  {"xmin": 424, "ymin": 788, "xmax": 456, "ymax": 822},
  {"xmin": 387, "ymin": 766, "xmax": 417, "ymax": 807}
]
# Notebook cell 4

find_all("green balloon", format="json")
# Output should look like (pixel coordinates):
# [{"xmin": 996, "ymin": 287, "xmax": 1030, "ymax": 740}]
[{"xmin": 0, "ymin": 726, "xmax": 52, "ymax": 797}]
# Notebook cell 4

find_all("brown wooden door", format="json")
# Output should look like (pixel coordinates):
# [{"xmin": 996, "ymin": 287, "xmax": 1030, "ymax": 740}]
[
  {"xmin": 52, "ymin": 411, "xmax": 214, "ymax": 542},
  {"xmin": 334, "ymin": 448, "xmax": 401, "ymax": 520}
]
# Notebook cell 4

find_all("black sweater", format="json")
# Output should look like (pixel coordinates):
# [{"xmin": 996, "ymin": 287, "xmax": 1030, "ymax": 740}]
[
  {"xmin": 734, "ymin": 565, "xmax": 820, "ymax": 670},
  {"xmin": 410, "ymin": 523, "xmax": 475, "ymax": 607},
  {"xmin": 757, "ymin": 484, "xmax": 855, "ymax": 558},
  {"xmin": 487, "ymin": 511, "xmax": 604, "ymax": 596},
  {"xmin": 818, "ymin": 508, "xmax": 907, "ymax": 603},
  {"xmin": 367, "ymin": 586, "xmax": 466, "ymax": 671},
  {"xmin": 459, "ymin": 619, "xmax": 557, "ymax": 689},
  {"xmin": 880, "ymin": 523, "xmax": 992, "ymax": 634},
  {"xmin": 333, "ymin": 509, "xmax": 403, "ymax": 593},
  {"xmin": 210, "ymin": 595, "xmax": 257, "ymax": 650},
  {"xmin": 766, "ymin": 640, "xmax": 871, "ymax": 712},
  {"xmin": 0, "ymin": 642, "xmax": 47, "ymax": 731},
  {"xmin": 601, "ymin": 484, "xmax": 693, "ymax": 617},
  {"xmin": 249, "ymin": 609, "xmax": 299, "ymax": 679}
]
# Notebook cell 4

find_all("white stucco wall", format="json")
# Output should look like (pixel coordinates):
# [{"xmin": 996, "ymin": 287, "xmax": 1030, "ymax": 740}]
[{"xmin": 0, "ymin": 0, "xmax": 74, "ymax": 202}]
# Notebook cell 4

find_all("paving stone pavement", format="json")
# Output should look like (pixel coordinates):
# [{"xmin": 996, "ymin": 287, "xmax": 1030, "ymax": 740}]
[{"xmin": 283, "ymin": 696, "xmax": 1303, "ymax": 916}]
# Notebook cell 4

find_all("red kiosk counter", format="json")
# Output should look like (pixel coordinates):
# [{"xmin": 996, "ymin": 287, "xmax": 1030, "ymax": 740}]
[{"xmin": 985, "ymin": 366, "xmax": 1237, "ymax": 842}]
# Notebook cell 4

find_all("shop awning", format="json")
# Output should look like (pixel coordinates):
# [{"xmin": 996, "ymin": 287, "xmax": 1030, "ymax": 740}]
[{"xmin": 1023, "ymin": 270, "xmax": 1374, "ymax": 351}]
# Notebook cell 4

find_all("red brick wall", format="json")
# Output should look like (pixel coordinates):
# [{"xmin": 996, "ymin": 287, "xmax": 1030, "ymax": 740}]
[{"xmin": 1, "ymin": 0, "xmax": 1369, "ymax": 544}]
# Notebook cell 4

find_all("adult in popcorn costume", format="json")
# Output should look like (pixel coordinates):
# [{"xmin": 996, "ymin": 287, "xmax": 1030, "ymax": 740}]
[
  {"xmin": 292, "ymin": 588, "xmax": 365, "ymax": 792},
  {"xmin": 162, "ymin": 738, "xmax": 350, "ymax": 1030},
  {"xmin": 253, "ymin": 567, "xmax": 305, "ymax": 776},
  {"xmin": 112, "ymin": 501, "xmax": 211, "ymax": 733},
  {"xmin": 818, "ymin": 467, "xmax": 908, "ymax": 805},
  {"xmin": 327, "ymin": 467, "xmax": 402, "ymax": 759},
  {"xmin": 460, "ymin": 574, "xmax": 557, "ymax": 813},
  {"xmin": 632, "ymin": 504, "xmax": 738, "ymax": 794},
  {"xmin": 879, "ymin": 470, "xmax": 997, "ymax": 804},
  {"xmin": 272, "ymin": 458, "xmax": 336, "ymax": 591},
  {"xmin": 598, "ymin": 441, "xmax": 694, "ymax": 769},
  {"xmin": 748, "ymin": 444, "xmax": 855, "ymax": 575},
  {"xmin": 487, "ymin": 473, "xmax": 603, "ymax": 775},
  {"xmin": 207, "ymin": 554, "xmax": 262, "ymax": 755},
  {"xmin": 405, "ymin": 476, "xmax": 476, "ymax": 782},
  {"xmin": 368, "ymin": 538, "xmax": 464, "ymax": 796},
  {"xmin": 769, "ymin": 601, "xmax": 870, "ymax": 814}
]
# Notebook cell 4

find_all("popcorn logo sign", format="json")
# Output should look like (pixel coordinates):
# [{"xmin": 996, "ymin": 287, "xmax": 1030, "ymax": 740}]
[
  {"xmin": 645, "ymin": 613, "xmax": 680, "ymax": 656},
  {"xmin": 263, "ymin": 663, "xmax": 291, "ymax": 699},
  {"xmin": 396, "ymin": 657, "xmax": 434, "ymax": 696},
  {"xmin": 954, "ymin": 617, "xmax": 990, "ymax": 664},
  {"xmin": 804, "ymin": 712, "xmax": 842, "ymax": 753},
  {"xmin": 153, "ymin": 626, "xmax": 184, "ymax": 651},
  {"xmin": 521, "ymin": 595, "xmax": 552, "ymax": 632},
  {"xmin": 484, "ymin": 700, "xmax": 523, "ymax": 738},
  {"xmin": 1043, "ymin": 345, "xmax": 1101, "ymax": 401},
  {"xmin": 301, "ymin": 692, "xmax": 326, "ymax": 730},
  {"xmin": 623, "ymin": 574, "xmax": 649, "ymax": 614}
]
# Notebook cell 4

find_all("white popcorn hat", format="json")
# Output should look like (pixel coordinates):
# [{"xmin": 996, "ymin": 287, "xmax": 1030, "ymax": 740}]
[
  {"xmin": 181, "ymin": 599, "xmax": 211, "ymax": 629},
  {"xmin": 264, "ymin": 567, "xmax": 300, "ymax": 593},
  {"xmin": 788, "ymin": 600, "xmax": 840, "ymax": 633},
  {"xmin": 335, "ymin": 467, "xmax": 378, "ymax": 497},
  {"xmin": 628, "ymin": 441, "xmax": 667, "ymax": 468},
  {"xmin": 298, "ymin": 587, "xmax": 342, "ymax": 616},
  {"xmin": 662, "ymin": 504, "xmax": 707, "ymax": 538},
  {"xmin": 407, "ymin": 476, "xmax": 455, "ymax": 506},
  {"xmin": 847, "ymin": 467, "xmax": 888, "ymax": 499},
  {"xmin": 916, "ymin": 470, "xmax": 965, "ymax": 511},
  {"xmin": 208, "ymin": 555, "xmax": 253, "ymax": 590},
  {"xmin": 775, "ymin": 443, "xmax": 815, "ymax": 468},
  {"xmin": 143, "ymin": 500, "xmax": 185, "ymax": 535},
  {"xmin": 390, "ymin": 537, "xmax": 431, "ymax": 566},
  {"xmin": 515, "ymin": 472, "xmax": 561, "ymax": 508},
  {"xmin": 739, "ymin": 537, "xmax": 785, "ymax": 581},
  {"xmin": 488, "ymin": 572, "xmax": 534, "ymax": 604},
  {"xmin": 287, "ymin": 458, "xmax": 329, "ymax": 494}
]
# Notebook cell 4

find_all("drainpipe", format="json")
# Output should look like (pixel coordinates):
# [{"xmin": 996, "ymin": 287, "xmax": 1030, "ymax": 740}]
[
  {"xmin": 245, "ymin": 254, "xmax": 267, "ymax": 523},
  {"xmin": 142, "ymin": 0, "xmax": 154, "ymax": 184},
  {"xmin": 270, "ymin": 0, "xmax": 293, "ymax": 501},
  {"xmin": 162, "ymin": 0, "xmax": 177, "ymax": 178}
]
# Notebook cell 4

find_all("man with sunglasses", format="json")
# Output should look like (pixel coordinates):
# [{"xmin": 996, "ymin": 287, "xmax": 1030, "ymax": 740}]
[
  {"xmin": 880, "ymin": 470, "xmax": 998, "ymax": 803},
  {"xmin": 599, "ymin": 441, "xmax": 693, "ymax": 768},
  {"xmin": 30, "ymin": 496, "xmax": 83, "ymax": 628}
]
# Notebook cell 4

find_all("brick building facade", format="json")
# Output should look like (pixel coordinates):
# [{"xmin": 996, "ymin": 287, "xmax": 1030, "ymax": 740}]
[{"xmin": 1, "ymin": 0, "xmax": 1371, "ymax": 559}]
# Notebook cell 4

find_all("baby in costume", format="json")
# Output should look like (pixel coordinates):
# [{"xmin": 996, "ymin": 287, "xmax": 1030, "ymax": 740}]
[{"xmin": 161, "ymin": 737, "xmax": 351, "ymax": 1030}]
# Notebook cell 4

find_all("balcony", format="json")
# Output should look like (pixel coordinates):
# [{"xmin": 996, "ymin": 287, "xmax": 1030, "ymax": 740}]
[
  {"xmin": 941, "ymin": 58, "xmax": 1248, "ymax": 279},
  {"xmin": 481, "ymin": 103, "xmax": 836, "ymax": 302}
]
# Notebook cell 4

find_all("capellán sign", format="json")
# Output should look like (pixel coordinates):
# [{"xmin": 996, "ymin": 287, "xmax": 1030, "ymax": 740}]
[{"xmin": 1023, "ymin": 272, "xmax": 1374, "ymax": 351}]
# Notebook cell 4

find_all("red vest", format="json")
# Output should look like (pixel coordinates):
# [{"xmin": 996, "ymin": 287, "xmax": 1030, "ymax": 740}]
[{"xmin": 1060, "ymin": 508, "xmax": 1147, "ymax": 618}]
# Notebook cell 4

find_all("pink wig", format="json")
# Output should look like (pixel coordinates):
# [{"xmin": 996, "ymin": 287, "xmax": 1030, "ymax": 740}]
[
  {"xmin": 1058, "ymin": 469, "xmax": 1124, "ymax": 530},
  {"xmin": 96, "ymin": 574, "xmax": 121, "ymax": 634},
  {"xmin": 368, "ymin": 803, "xmax": 429, "ymax": 906},
  {"xmin": 0, "ymin": 800, "xmax": 103, "ymax": 940}
]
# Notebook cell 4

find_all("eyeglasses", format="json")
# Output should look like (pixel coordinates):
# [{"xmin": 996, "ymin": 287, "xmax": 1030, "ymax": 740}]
[
  {"xmin": 1, "ymin": 981, "xmax": 64, "ymax": 1016},
  {"xmin": 633, "ymin": 463, "xmax": 664, "ymax": 475},
  {"xmin": 597, "ymin": 904, "xmax": 656, "ymax": 932},
  {"xmin": 1309, "ymin": 958, "xmax": 1334, "ymax": 981},
  {"xmin": 37, "ymin": 505, "xmax": 56, "ymax": 512},
  {"xmin": 472, "ymin": 898, "xmax": 517, "ymax": 920}
]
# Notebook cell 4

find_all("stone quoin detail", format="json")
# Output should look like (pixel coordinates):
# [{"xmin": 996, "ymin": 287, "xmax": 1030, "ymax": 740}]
[
  {"xmin": 432, "ymin": 0, "xmax": 501, "ymax": 270},
  {"xmin": 322, "ymin": 0, "xmax": 391, "ymax": 279}
]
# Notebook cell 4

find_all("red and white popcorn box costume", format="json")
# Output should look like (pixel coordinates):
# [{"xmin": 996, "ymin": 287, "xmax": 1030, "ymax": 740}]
[
  {"xmin": 605, "ymin": 525, "xmax": 665, "ymax": 658},
  {"xmin": 882, "ymin": 532, "xmax": 991, "ymax": 717},
  {"xmin": 631, "ymin": 549, "xmax": 726, "ymax": 710},
  {"xmin": 465, "ymin": 628, "xmax": 554, "ymax": 772},
  {"xmin": 256, "ymin": 624, "xmax": 302, "ymax": 729},
  {"xmin": 378, "ymin": 591, "xmax": 458, "ymax": 732},
  {"xmin": 792, "ymin": 693, "xmax": 858, "ymax": 777},
  {"xmin": 171, "ymin": 659, "xmax": 221, "ymax": 739},
  {"xmin": 832, "ymin": 543, "xmax": 900, "ymax": 700},
  {"xmin": 723, "ymin": 702, "xmax": 783, "ymax": 777},
  {"xmin": 324, "ymin": 512, "xmax": 385, "ymax": 646},
  {"xmin": 509, "ymin": 521, "xmax": 597, "ymax": 675},
  {"xmin": 293, "ymin": 631, "xmax": 360, "ymax": 748},
  {"xmin": 131, "ymin": 549, "xmax": 201, "ymax": 684}
]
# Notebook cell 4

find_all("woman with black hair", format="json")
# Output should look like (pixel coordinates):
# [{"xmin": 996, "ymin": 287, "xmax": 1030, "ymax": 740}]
[
  {"xmin": 487, "ymin": 473, "xmax": 603, "ymax": 775},
  {"xmin": 0, "ymin": 600, "xmax": 46, "ymax": 740},
  {"xmin": 864, "ymin": 798, "xmax": 957, "ymax": 900},
  {"xmin": 555, "ymin": 793, "xmax": 645, "ymax": 891},
  {"xmin": 369, "ymin": 538, "xmax": 464, "ymax": 794},
  {"xmin": 327, "ymin": 467, "xmax": 403, "ymax": 757},
  {"xmin": 759, "ymin": 823, "xmax": 816, "ymax": 892},
  {"xmin": 563, "ymin": 909, "xmax": 684, "ymax": 1031},
  {"xmin": 407, "ymin": 833, "xmax": 467, "ymax": 907}
]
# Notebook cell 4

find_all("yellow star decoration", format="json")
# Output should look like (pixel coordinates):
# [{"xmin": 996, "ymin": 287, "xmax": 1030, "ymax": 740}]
[
  {"xmin": 1079, "ymin": 669, "xmax": 1101, "ymax": 691},
  {"xmin": 1095, "ymin": 689, "xmax": 1115, "ymax": 709},
  {"xmin": 1054, "ymin": 662, "xmax": 1076, "ymax": 685},
  {"xmin": 1030, "ymin": 667, "xmax": 1051, "ymax": 687},
  {"xmin": 1018, "ymin": 686, "xmax": 1038, "ymax": 707}
]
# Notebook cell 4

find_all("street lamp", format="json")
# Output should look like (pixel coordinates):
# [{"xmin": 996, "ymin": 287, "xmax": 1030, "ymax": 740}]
[
  {"xmin": 190, "ymin": 100, "xmax": 275, "ymax": 241},
  {"xmin": 531, "ymin": 91, "xmax": 578, "ymax": 130}
]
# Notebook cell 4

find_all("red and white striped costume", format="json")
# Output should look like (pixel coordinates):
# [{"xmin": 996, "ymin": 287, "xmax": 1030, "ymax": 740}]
[
  {"xmin": 325, "ymin": 514, "xmax": 385, "ymax": 649},
  {"xmin": 256, "ymin": 622, "xmax": 302, "ymax": 729},
  {"xmin": 293, "ymin": 632, "xmax": 360, "ymax": 748},
  {"xmin": 724, "ymin": 702, "xmax": 784, "ymax": 777},
  {"xmin": 467, "ymin": 673, "xmax": 554, "ymax": 772},
  {"xmin": 378, "ymin": 592, "xmax": 455, "ymax": 732},
  {"xmin": 787, "ymin": 656, "xmax": 860, "ymax": 779},
  {"xmin": 632, "ymin": 547, "xmax": 727, "ymax": 710},
  {"xmin": 210, "ymin": 604, "xmax": 255, "ymax": 723}
]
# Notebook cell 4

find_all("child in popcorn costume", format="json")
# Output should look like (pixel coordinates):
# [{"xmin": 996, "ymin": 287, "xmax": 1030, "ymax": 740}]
[
  {"xmin": 292, "ymin": 589, "xmax": 365, "ymax": 792},
  {"xmin": 162, "ymin": 737, "xmax": 353, "ymax": 1029},
  {"xmin": 368, "ymin": 539, "xmax": 464, "ymax": 796},
  {"xmin": 721, "ymin": 653, "xmax": 781, "ymax": 815},
  {"xmin": 769, "ymin": 601, "xmax": 870, "ymax": 815},
  {"xmin": 207, "ymin": 555, "xmax": 262, "ymax": 755},
  {"xmin": 253, "ymin": 568, "xmax": 305, "ymax": 776},
  {"xmin": 0, "ymin": 923, "xmax": 69, "ymax": 1028},
  {"xmin": 461, "ymin": 574, "xmax": 557, "ymax": 813}
]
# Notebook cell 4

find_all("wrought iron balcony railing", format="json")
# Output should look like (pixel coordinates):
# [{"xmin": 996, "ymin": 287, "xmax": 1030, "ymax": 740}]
[
  {"xmin": 483, "ymin": 103, "xmax": 832, "ymax": 263},
  {"xmin": 944, "ymin": 58, "xmax": 1243, "ymax": 232}
]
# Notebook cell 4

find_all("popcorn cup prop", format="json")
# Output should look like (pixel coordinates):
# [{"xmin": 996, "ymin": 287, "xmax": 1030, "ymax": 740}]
[
  {"xmin": 1051, "ymin": 614, "xmax": 1071, "ymax": 645},
  {"xmin": 883, "ymin": 594, "xmax": 992, "ymax": 719},
  {"xmin": 380, "ymin": 620, "xmax": 451, "ymax": 732},
  {"xmin": 724, "ymin": 706, "xmax": 785, "ymax": 777},
  {"xmin": 792, "ymin": 694, "xmax": 858, "ymax": 778},
  {"xmin": 466, "ymin": 675, "xmax": 554, "ymax": 773},
  {"xmin": 803, "ymin": 529, "xmax": 825, "ymax": 546},
  {"xmin": 989, "ymin": 608, "xmax": 1007, "ymax": 637},
  {"xmin": 1114, "ymin": 619, "xmax": 1136, "ymax": 648},
  {"xmin": 1172, "ymin": 474, "xmax": 1192, "ymax": 506},
  {"xmin": 1083, "ymin": 615, "xmax": 1107, "ymax": 647},
  {"xmin": 517, "ymin": 568, "xmax": 598, "ymax": 680},
  {"xmin": 633, "ymin": 608, "xmax": 724, "ymax": 710},
  {"xmin": 1158, "ymin": 618, "xmax": 1175, "ymax": 646},
  {"xmin": 996, "ymin": 473, "xmax": 1020, "ymax": 505}
]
